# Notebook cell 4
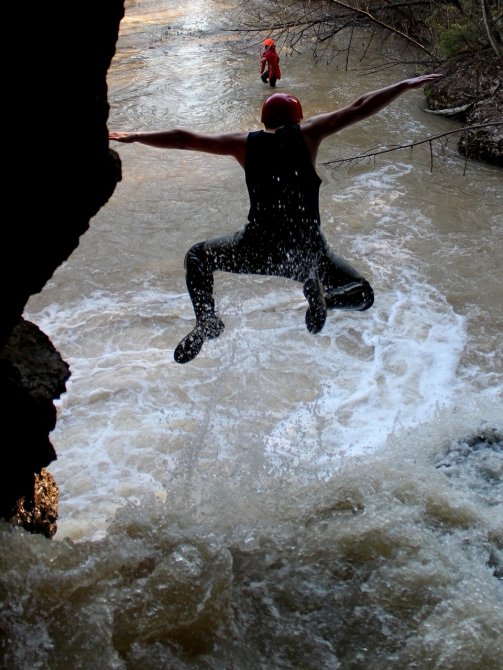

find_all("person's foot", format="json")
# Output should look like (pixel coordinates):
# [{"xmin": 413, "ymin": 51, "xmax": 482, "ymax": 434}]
[
  {"xmin": 303, "ymin": 278, "xmax": 327, "ymax": 334},
  {"xmin": 174, "ymin": 315, "xmax": 225, "ymax": 364}
]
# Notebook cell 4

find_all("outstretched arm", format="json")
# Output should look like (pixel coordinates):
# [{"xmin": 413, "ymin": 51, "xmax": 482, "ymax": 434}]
[
  {"xmin": 301, "ymin": 74, "xmax": 442, "ymax": 163},
  {"xmin": 109, "ymin": 129, "xmax": 248, "ymax": 168}
]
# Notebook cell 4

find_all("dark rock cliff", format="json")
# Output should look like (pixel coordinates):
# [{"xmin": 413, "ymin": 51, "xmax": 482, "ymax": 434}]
[
  {"xmin": 0, "ymin": 319, "xmax": 69, "ymax": 537},
  {"xmin": 0, "ymin": 1, "xmax": 125, "ymax": 534}
]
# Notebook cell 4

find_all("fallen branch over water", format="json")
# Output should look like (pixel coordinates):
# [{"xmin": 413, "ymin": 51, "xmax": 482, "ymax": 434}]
[
  {"xmin": 326, "ymin": 0, "xmax": 433, "ymax": 56},
  {"xmin": 323, "ymin": 122, "xmax": 503, "ymax": 172}
]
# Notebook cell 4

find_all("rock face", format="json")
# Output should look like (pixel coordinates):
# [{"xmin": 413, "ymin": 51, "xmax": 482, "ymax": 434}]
[
  {"xmin": 0, "ymin": 1, "xmax": 125, "ymax": 535},
  {"xmin": 457, "ymin": 91, "xmax": 502, "ymax": 165},
  {"xmin": 2, "ymin": 0, "xmax": 125, "ymax": 349},
  {"xmin": 9, "ymin": 468, "xmax": 59, "ymax": 539},
  {"xmin": 0, "ymin": 319, "xmax": 70, "ymax": 536},
  {"xmin": 425, "ymin": 60, "xmax": 502, "ymax": 167}
]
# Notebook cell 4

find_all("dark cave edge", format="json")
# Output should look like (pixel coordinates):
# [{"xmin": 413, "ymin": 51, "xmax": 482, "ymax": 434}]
[{"xmin": 0, "ymin": 1, "xmax": 125, "ymax": 536}]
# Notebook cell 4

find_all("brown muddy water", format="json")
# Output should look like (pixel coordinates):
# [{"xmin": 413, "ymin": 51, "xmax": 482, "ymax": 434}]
[{"xmin": 2, "ymin": 0, "xmax": 502, "ymax": 668}]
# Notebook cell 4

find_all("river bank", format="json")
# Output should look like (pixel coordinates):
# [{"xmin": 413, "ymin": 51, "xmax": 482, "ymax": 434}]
[{"xmin": 425, "ymin": 59, "xmax": 502, "ymax": 166}]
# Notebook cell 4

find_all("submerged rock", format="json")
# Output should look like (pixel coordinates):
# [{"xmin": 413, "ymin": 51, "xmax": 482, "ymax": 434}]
[
  {"xmin": 435, "ymin": 425, "xmax": 503, "ymax": 579},
  {"xmin": 434, "ymin": 425, "xmax": 502, "ymax": 505}
]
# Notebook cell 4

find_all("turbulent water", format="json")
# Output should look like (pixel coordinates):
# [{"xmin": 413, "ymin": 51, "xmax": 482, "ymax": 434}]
[{"xmin": 2, "ymin": 0, "xmax": 502, "ymax": 667}]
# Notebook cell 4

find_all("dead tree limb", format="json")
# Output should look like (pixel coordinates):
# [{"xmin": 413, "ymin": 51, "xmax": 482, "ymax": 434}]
[
  {"xmin": 323, "ymin": 122, "xmax": 503, "ymax": 167},
  {"xmin": 481, "ymin": 0, "xmax": 503, "ymax": 60},
  {"xmin": 326, "ymin": 0, "xmax": 433, "ymax": 55}
]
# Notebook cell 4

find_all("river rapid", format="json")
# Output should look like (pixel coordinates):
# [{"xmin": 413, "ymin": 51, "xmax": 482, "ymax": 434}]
[{"xmin": 2, "ymin": 0, "xmax": 502, "ymax": 668}]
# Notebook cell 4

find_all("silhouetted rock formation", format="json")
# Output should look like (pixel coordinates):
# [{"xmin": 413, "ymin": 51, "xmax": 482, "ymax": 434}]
[
  {"xmin": 0, "ymin": 319, "xmax": 69, "ymax": 531},
  {"xmin": 0, "ymin": 0, "xmax": 125, "ymax": 534},
  {"xmin": 2, "ymin": 0, "xmax": 125, "ymax": 348}
]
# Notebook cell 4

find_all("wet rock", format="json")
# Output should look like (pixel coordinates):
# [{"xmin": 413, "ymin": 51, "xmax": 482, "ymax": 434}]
[
  {"xmin": 487, "ymin": 549, "xmax": 503, "ymax": 579},
  {"xmin": 434, "ymin": 425, "xmax": 503, "ymax": 497},
  {"xmin": 1, "ymin": 317, "xmax": 70, "ymax": 402},
  {"xmin": 457, "ymin": 93, "xmax": 503, "ymax": 165},
  {"xmin": 435, "ymin": 426, "xmax": 503, "ymax": 579},
  {"xmin": 425, "ymin": 60, "xmax": 502, "ymax": 167},
  {"xmin": 9, "ymin": 468, "xmax": 59, "ymax": 539},
  {"xmin": 0, "ymin": 319, "xmax": 69, "ymax": 534}
]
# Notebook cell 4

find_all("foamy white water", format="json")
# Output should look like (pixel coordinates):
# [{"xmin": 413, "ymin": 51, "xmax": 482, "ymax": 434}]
[{"xmin": 29, "ymin": 146, "xmax": 500, "ymax": 538}]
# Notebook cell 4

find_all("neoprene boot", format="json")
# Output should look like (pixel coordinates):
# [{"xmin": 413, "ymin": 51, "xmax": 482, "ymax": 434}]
[
  {"xmin": 174, "ymin": 315, "xmax": 225, "ymax": 364},
  {"xmin": 324, "ymin": 280, "xmax": 374, "ymax": 311},
  {"xmin": 303, "ymin": 277, "xmax": 327, "ymax": 334}
]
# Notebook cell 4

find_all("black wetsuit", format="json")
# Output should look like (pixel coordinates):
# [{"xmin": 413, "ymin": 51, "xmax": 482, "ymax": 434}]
[{"xmin": 184, "ymin": 124, "xmax": 374, "ymax": 321}]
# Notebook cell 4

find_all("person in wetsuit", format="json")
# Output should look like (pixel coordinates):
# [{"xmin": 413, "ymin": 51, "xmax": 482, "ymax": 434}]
[
  {"xmin": 260, "ymin": 38, "xmax": 281, "ymax": 87},
  {"xmin": 109, "ymin": 73, "xmax": 441, "ymax": 364}
]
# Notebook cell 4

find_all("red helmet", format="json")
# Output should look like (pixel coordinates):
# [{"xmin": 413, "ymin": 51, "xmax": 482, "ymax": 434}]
[
  {"xmin": 260, "ymin": 93, "xmax": 303, "ymax": 128},
  {"xmin": 263, "ymin": 38, "xmax": 275, "ymax": 47}
]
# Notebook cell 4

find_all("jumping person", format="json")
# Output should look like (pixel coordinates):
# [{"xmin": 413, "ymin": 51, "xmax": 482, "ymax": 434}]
[
  {"xmin": 260, "ymin": 38, "xmax": 281, "ymax": 87},
  {"xmin": 109, "ymin": 74, "xmax": 441, "ymax": 364}
]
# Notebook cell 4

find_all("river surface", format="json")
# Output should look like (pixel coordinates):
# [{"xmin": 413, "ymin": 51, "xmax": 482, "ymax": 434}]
[{"xmin": 2, "ymin": 0, "xmax": 502, "ymax": 668}]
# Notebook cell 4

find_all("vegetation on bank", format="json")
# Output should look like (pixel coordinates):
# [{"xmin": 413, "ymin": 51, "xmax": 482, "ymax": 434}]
[
  {"xmin": 236, "ymin": 0, "xmax": 502, "ymax": 166},
  {"xmin": 239, "ymin": 0, "xmax": 502, "ymax": 68}
]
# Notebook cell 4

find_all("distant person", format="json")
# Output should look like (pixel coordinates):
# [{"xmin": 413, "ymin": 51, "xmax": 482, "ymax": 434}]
[
  {"xmin": 260, "ymin": 38, "xmax": 281, "ymax": 87},
  {"xmin": 109, "ymin": 74, "xmax": 442, "ymax": 364}
]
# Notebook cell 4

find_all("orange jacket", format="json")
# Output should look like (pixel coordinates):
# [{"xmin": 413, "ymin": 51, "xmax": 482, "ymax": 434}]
[{"xmin": 260, "ymin": 47, "xmax": 281, "ymax": 79}]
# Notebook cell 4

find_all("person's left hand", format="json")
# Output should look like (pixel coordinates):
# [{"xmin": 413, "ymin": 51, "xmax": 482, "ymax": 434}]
[
  {"xmin": 405, "ymin": 73, "xmax": 443, "ymax": 89},
  {"xmin": 109, "ymin": 131, "xmax": 138, "ymax": 143}
]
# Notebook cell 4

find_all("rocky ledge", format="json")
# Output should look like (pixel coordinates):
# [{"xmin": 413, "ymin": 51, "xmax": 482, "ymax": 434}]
[
  {"xmin": 9, "ymin": 469, "xmax": 59, "ymax": 540},
  {"xmin": 0, "ymin": 319, "xmax": 70, "ymax": 538},
  {"xmin": 425, "ymin": 60, "xmax": 502, "ymax": 167}
]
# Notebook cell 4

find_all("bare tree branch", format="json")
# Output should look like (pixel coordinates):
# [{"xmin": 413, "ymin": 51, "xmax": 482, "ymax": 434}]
[
  {"xmin": 228, "ymin": 0, "xmax": 501, "ymax": 73},
  {"xmin": 481, "ymin": 0, "xmax": 503, "ymax": 59},
  {"xmin": 326, "ymin": 0, "xmax": 434, "ymax": 54},
  {"xmin": 323, "ymin": 122, "xmax": 503, "ymax": 166}
]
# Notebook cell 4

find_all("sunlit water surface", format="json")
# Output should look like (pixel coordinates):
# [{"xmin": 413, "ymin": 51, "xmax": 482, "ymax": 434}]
[{"xmin": 2, "ymin": 0, "xmax": 502, "ymax": 668}]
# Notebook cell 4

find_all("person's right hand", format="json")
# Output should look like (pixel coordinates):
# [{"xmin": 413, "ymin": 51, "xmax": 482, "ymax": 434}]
[{"xmin": 109, "ymin": 131, "xmax": 138, "ymax": 143}]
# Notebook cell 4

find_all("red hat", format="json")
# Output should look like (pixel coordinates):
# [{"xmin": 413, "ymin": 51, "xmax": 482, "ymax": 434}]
[
  {"xmin": 261, "ymin": 93, "xmax": 303, "ymax": 128},
  {"xmin": 263, "ymin": 38, "xmax": 275, "ymax": 47}
]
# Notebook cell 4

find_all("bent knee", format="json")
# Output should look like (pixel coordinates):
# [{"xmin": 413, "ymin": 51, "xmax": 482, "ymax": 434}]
[{"xmin": 184, "ymin": 242, "xmax": 206, "ymax": 271}]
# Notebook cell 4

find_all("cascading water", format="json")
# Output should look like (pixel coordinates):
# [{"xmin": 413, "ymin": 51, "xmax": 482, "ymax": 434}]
[{"xmin": 2, "ymin": 0, "xmax": 502, "ymax": 668}]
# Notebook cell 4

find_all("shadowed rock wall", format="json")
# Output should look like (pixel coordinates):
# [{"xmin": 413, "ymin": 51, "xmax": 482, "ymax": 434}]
[
  {"xmin": 0, "ymin": 319, "xmax": 69, "ymax": 536},
  {"xmin": 0, "ymin": 0, "xmax": 125, "ymax": 534},
  {"xmin": 2, "ymin": 0, "xmax": 125, "ymax": 347}
]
